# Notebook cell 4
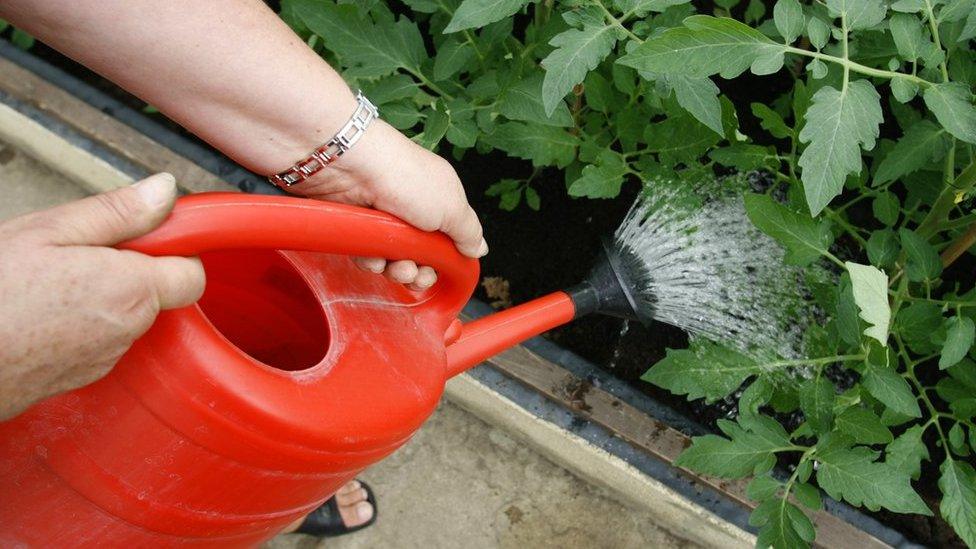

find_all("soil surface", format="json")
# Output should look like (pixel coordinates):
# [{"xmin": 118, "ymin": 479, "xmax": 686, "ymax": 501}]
[{"xmin": 16, "ymin": 22, "xmax": 972, "ymax": 546}]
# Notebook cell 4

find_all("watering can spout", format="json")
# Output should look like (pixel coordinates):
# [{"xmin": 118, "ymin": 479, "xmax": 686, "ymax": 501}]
[
  {"xmin": 444, "ymin": 292, "xmax": 577, "ymax": 377},
  {"xmin": 444, "ymin": 243, "xmax": 650, "ymax": 377}
]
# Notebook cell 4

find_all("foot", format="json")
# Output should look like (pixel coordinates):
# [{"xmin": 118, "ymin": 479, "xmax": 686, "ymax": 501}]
[{"xmin": 283, "ymin": 480, "xmax": 375, "ymax": 536}]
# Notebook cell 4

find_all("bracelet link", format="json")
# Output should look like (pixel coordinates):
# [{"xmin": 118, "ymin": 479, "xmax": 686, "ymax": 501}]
[{"xmin": 269, "ymin": 90, "xmax": 379, "ymax": 188}]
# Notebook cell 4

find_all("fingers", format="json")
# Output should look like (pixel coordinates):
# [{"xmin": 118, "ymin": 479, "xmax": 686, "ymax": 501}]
[
  {"xmin": 128, "ymin": 253, "xmax": 206, "ymax": 310},
  {"xmin": 354, "ymin": 257, "xmax": 386, "ymax": 273},
  {"xmin": 354, "ymin": 258, "xmax": 438, "ymax": 289},
  {"xmin": 441, "ymin": 203, "xmax": 488, "ymax": 259},
  {"xmin": 385, "ymin": 260, "xmax": 418, "ymax": 284},
  {"xmin": 29, "ymin": 173, "xmax": 178, "ymax": 246}
]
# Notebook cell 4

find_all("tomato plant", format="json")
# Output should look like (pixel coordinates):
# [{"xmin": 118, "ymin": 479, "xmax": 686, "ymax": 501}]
[{"xmin": 281, "ymin": 0, "xmax": 976, "ymax": 546}]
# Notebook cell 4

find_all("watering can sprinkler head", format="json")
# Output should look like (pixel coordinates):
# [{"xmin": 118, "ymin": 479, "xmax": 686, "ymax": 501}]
[{"xmin": 567, "ymin": 239, "xmax": 655, "ymax": 326}]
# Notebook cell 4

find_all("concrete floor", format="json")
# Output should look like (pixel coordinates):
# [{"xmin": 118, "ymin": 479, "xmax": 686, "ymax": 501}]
[{"xmin": 1, "ymin": 142, "xmax": 696, "ymax": 549}]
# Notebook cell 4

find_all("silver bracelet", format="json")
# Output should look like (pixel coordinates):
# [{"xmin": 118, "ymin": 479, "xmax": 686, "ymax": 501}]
[{"xmin": 268, "ymin": 90, "xmax": 379, "ymax": 188}]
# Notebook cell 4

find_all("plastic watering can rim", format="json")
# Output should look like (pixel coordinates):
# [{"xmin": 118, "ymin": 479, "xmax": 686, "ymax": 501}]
[{"xmin": 121, "ymin": 192, "xmax": 480, "ymax": 340}]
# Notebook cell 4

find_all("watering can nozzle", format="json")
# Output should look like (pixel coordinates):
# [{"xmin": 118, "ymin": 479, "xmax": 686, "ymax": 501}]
[{"xmin": 567, "ymin": 239, "xmax": 654, "ymax": 326}]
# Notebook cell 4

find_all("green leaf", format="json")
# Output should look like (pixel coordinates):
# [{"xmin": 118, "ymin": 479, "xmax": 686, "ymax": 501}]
[
  {"xmin": 798, "ymin": 80, "xmax": 883, "ymax": 215},
  {"xmin": 874, "ymin": 120, "xmax": 949, "ymax": 184},
  {"xmin": 845, "ymin": 262, "xmax": 890, "ymax": 347},
  {"xmin": 862, "ymin": 358, "xmax": 922, "ymax": 417},
  {"xmin": 642, "ymin": 340, "xmax": 759, "ymax": 402},
  {"xmin": 676, "ymin": 418, "xmax": 790, "ymax": 478},
  {"xmin": 541, "ymin": 25, "xmax": 617, "ymax": 116},
  {"xmin": 773, "ymin": 0, "xmax": 805, "ymax": 43},
  {"xmin": 836, "ymin": 275, "xmax": 862, "ymax": 346},
  {"xmin": 751, "ymin": 103, "xmax": 792, "ymax": 139},
  {"xmin": 744, "ymin": 193, "xmax": 834, "ymax": 266},
  {"xmin": 497, "ymin": 74, "xmax": 575, "ymax": 127},
  {"xmin": 668, "ymin": 75, "xmax": 724, "ymax": 135},
  {"xmin": 897, "ymin": 302, "xmax": 944, "ymax": 353},
  {"xmin": 484, "ymin": 122, "xmax": 577, "ymax": 168},
  {"xmin": 889, "ymin": 13, "xmax": 926, "ymax": 62},
  {"xmin": 444, "ymin": 0, "xmax": 527, "ymax": 33},
  {"xmin": 433, "ymin": 38, "xmax": 475, "ymax": 81},
  {"xmin": 866, "ymin": 229, "xmax": 899, "ymax": 268},
  {"xmin": 824, "ymin": 0, "xmax": 887, "ymax": 30},
  {"xmin": 445, "ymin": 116, "xmax": 479, "ymax": 148},
  {"xmin": 524, "ymin": 186, "xmax": 541, "ymax": 210},
  {"xmin": 807, "ymin": 16, "xmax": 831, "ymax": 49},
  {"xmin": 871, "ymin": 192, "xmax": 900, "ymax": 226},
  {"xmin": 794, "ymin": 482, "xmax": 822, "ymax": 510},
  {"xmin": 885, "ymin": 425, "xmax": 929, "ymax": 479},
  {"xmin": 941, "ymin": 316, "xmax": 975, "ymax": 369},
  {"xmin": 816, "ymin": 436, "xmax": 930, "ymax": 514},
  {"xmin": 613, "ymin": 0, "xmax": 691, "ymax": 15},
  {"xmin": 891, "ymin": 77, "xmax": 920, "ymax": 103},
  {"xmin": 747, "ymin": 475, "xmax": 782, "ymax": 500},
  {"xmin": 568, "ymin": 151, "xmax": 629, "ymax": 198},
  {"xmin": 584, "ymin": 72, "xmax": 614, "ymax": 113},
  {"xmin": 10, "ymin": 28, "xmax": 33, "ymax": 50},
  {"xmin": 709, "ymin": 144, "xmax": 774, "ymax": 171},
  {"xmin": 939, "ymin": 459, "xmax": 976, "ymax": 547},
  {"xmin": 617, "ymin": 16, "xmax": 785, "ymax": 79},
  {"xmin": 923, "ymin": 83, "xmax": 976, "ymax": 144},
  {"xmin": 891, "ymin": 0, "xmax": 925, "ymax": 12},
  {"xmin": 899, "ymin": 228, "xmax": 943, "ymax": 282},
  {"xmin": 799, "ymin": 376, "xmax": 835, "ymax": 433},
  {"xmin": 961, "ymin": 9, "xmax": 976, "ymax": 42},
  {"xmin": 752, "ymin": 499, "xmax": 814, "ymax": 549},
  {"xmin": 416, "ymin": 106, "xmax": 450, "ymax": 149},
  {"xmin": 296, "ymin": 2, "xmax": 426, "ymax": 77},
  {"xmin": 836, "ymin": 407, "xmax": 893, "ymax": 444}
]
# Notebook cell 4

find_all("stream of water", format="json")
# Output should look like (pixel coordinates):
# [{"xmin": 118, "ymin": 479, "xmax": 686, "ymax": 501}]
[{"xmin": 613, "ymin": 176, "xmax": 812, "ymax": 364}]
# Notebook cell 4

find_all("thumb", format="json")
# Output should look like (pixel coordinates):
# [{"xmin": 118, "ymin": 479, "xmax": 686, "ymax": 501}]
[{"xmin": 38, "ymin": 173, "xmax": 178, "ymax": 246}]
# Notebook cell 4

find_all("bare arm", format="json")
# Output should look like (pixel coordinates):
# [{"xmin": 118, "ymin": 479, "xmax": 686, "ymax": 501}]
[{"xmin": 0, "ymin": 0, "xmax": 486, "ymax": 284}]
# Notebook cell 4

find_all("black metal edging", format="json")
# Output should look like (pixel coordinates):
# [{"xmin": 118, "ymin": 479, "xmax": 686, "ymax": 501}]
[{"xmin": 0, "ymin": 40, "xmax": 919, "ymax": 548}]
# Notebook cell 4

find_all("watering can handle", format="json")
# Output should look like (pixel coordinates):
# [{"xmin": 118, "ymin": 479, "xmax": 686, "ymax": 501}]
[{"xmin": 120, "ymin": 193, "xmax": 480, "ymax": 330}]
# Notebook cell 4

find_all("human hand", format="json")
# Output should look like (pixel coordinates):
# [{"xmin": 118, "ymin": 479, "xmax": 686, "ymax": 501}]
[
  {"xmin": 0, "ymin": 173, "xmax": 205, "ymax": 420},
  {"xmin": 282, "ymin": 120, "xmax": 487, "ymax": 290}
]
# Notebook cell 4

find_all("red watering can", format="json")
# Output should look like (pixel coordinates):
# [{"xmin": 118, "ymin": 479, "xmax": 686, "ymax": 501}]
[{"xmin": 0, "ymin": 193, "xmax": 642, "ymax": 547}]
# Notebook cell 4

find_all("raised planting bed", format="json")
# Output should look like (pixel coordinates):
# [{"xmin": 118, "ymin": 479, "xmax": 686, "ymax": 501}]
[{"xmin": 0, "ymin": 35, "xmax": 941, "ymax": 548}]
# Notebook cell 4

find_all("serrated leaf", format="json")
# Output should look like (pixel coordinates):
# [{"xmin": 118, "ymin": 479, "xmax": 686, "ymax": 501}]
[
  {"xmin": 941, "ymin": 316, "xmax": 975, "ymax": 369},
  {"xmin": 923, "ymin": 83, "xmax": 976, "ymax": 144},
  {"xmin": 484, "ymin": 122, "xmax": 577, "ymax": 167},
  {"xmin": 836, "ymin": 406, "xmax": 893, "ymax": 444},
  {"xmin": 541, "ymin": 25, "xmax": 617, "ymax": 116},
  {"xmin": 961, "ymin": 9, "xmax": 976, "ymax": 41},
  {"xmin": 444, "ymin": 0, "xmax": 527, "ymax": 33},
  {"xmin": 613, "ymin": 0, "xmax": 691, "ymax": 15},
  {"xmin": 617, "ymin": 16, "xmax": 786, "ymax": 79},
  {"xmin": 668, "ymin": 75, "xmax": 724, "ymax": 135},
  {"xmin": 568, "ymin": 153, "xmax": 629, "ymax": 198},
  {"xmin": 867, "ymin": 229, "xmax": 899, "ymax": 268},
  {"xmin": 816, "ymin": 435, "xmax": 931, "ymax": 514},
  {"xmin": 824, "ymin": 0, "xmax": 887, "ymax": 29},
  {"xmin": 798, "ymin": 81, "xmax": 883, "ymax": 215},
  {"xmin": 445, "ymin": 116, "xmax": 479, "ymax": 148},
  {"xmin": 709, "ymin": 144, "xmax": 773, "ymax": 171},
  {"xmin": 642, "ymin": 340, "xmax": 760, "ymax": 402},
  {"xmin": 745, "ymin": 194, "xmax": 834, "ymax": 266},
  {"xmin": 889, "ymin": 13, "xmax": 926, "ymax": 61},
  {"xmin": 752, "ymin": 103, "xmax": 793, "ymax": 139},
  {"xmin": 747, "ymin": 475, "xmax": 782, "ymax": 500},
  {"xmin": 939, "ymin": 459, "xmax": 976, "ymax": 547},
  {"xmin": 845, "ymin": 262, "xmax": 890, "ymax": 346},
  {"xmin": 753, "ymin": 499, "xmax": 814, "ymax": 549},
  {"xmin": 296, "ymin": 2, "xmax": 426, "ymax": 77},
  {"xmin": 874, "ymin": 120, "xmax": 948, "ymax": 184},
  {"xmin": 862, "ymin": 359, "xmax": 922, "ymax": 417},
  {"xmin": 899, "ymin": 228, "xmax": 943, "ymax": 282},
  {"xmin": 800, "ymin": 376, "xmax": 835, "ymax": 433},
  {"xmin": 584, "ymin": 72, "xmax": 614, "ymax": 113},
  {"xmin": 885, "ymin": 425, "xmax": 929, "ymax": 479},
  {"xmin": 773, "ymin": 0, "xmax": 805, "ymax": 43},
  {"xmin": 871, "ymin": 192, "xmax": 900, "ymax": 225},
  {"xmin": 433, "ymin": 38, "xmax": 475, "ymax": 81},
  {"xmin": 416, "ymin": 106, "xmax": 450, "ymax": 149},
  {"xmin": 497, "ymin": 74, "xmax": 575, "ymax": 127},
  {"xmin": 676, "ymin": 418, "xmax": 790, "ymax": 478}
]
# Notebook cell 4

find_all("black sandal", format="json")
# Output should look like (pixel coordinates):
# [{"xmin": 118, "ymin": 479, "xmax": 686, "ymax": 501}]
[{"xmin": 295, "ymin": 481, "xmax": 377, "ymax": 537}]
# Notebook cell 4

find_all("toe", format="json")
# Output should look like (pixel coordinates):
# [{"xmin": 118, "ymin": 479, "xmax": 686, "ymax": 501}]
[
  {"xmin": 338, "ymin": 500, "xmax": 374, "ymax": 528},
  {"xmin": 336, "ymin": 480, "xmax": 362, "ymax": 495},
  {"xmin": 335, "ymin": 487, "xmax": 368, "ymax": 507}
]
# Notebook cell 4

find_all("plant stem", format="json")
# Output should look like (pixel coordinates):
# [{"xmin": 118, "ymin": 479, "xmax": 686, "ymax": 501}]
[
  {"xmin": 593, "ymin": 0, "xmax": 643, "ymax": 43},
  {"xmin": 922, "ymin": 0, "xmax": 951, "ymax": 83},
  {"xmin": 760, "ymin": 354, "xmax": 865, "ymax": 371},
  {"xmin": 941, "ymin": 221, "xmax": 976, "ymax": 268},
  {"xmin": 916, "ymin": 161, "xmax": 976, "ymax": 237},
  {"xmin": 784, "ymin": 47, "xmax": 932, "ymax": 87},
  {"xmin": 841, "ymin": 14, "xmax": 850, "ymax": 91}
]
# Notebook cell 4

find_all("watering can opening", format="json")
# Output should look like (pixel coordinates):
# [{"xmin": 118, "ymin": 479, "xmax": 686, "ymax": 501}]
[{"xmin": 196, "ymin": 248, "xmax": 331, "ymax": 372}]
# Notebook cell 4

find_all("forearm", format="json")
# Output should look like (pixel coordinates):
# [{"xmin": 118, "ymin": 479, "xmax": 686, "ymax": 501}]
[{"xmin": 0, "ymin": 0, "xmax": 353, "ymax": 175}]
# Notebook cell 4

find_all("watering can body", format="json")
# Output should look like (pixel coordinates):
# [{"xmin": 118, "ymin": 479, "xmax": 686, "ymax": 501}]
[{"xmin": 0, "ymin": 193, "xmax": 576, "ymax": 546}]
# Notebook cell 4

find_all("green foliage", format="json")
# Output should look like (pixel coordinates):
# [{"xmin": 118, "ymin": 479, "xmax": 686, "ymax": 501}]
[{"xmin": 283, "ymin": 0, "xmax": 976, "ymax": 543}]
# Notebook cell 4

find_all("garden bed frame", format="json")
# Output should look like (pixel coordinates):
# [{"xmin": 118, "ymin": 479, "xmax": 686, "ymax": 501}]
[{"xmin": 0, "ymin": 41, "xmax": 918, "ymax": 548}]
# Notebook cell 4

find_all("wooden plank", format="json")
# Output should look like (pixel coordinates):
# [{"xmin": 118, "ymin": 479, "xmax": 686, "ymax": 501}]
[
  {"xmin": 0, "ymin": 56, "xmax": 234, "ymax": 194},
  {"xmin": 473, "ymin": 325, "xmax": 891, "ymax": 549}
]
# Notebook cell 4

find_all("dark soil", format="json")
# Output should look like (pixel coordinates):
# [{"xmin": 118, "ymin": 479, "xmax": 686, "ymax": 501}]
[{"xmin": 16, "ymin": 23, "xmax": 973, "ymax": 547}]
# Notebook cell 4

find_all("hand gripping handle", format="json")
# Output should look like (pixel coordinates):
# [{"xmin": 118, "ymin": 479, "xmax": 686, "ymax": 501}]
[{"xmin": 120, "ymin": 193, "xmax": 479, "ymax": 332}]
